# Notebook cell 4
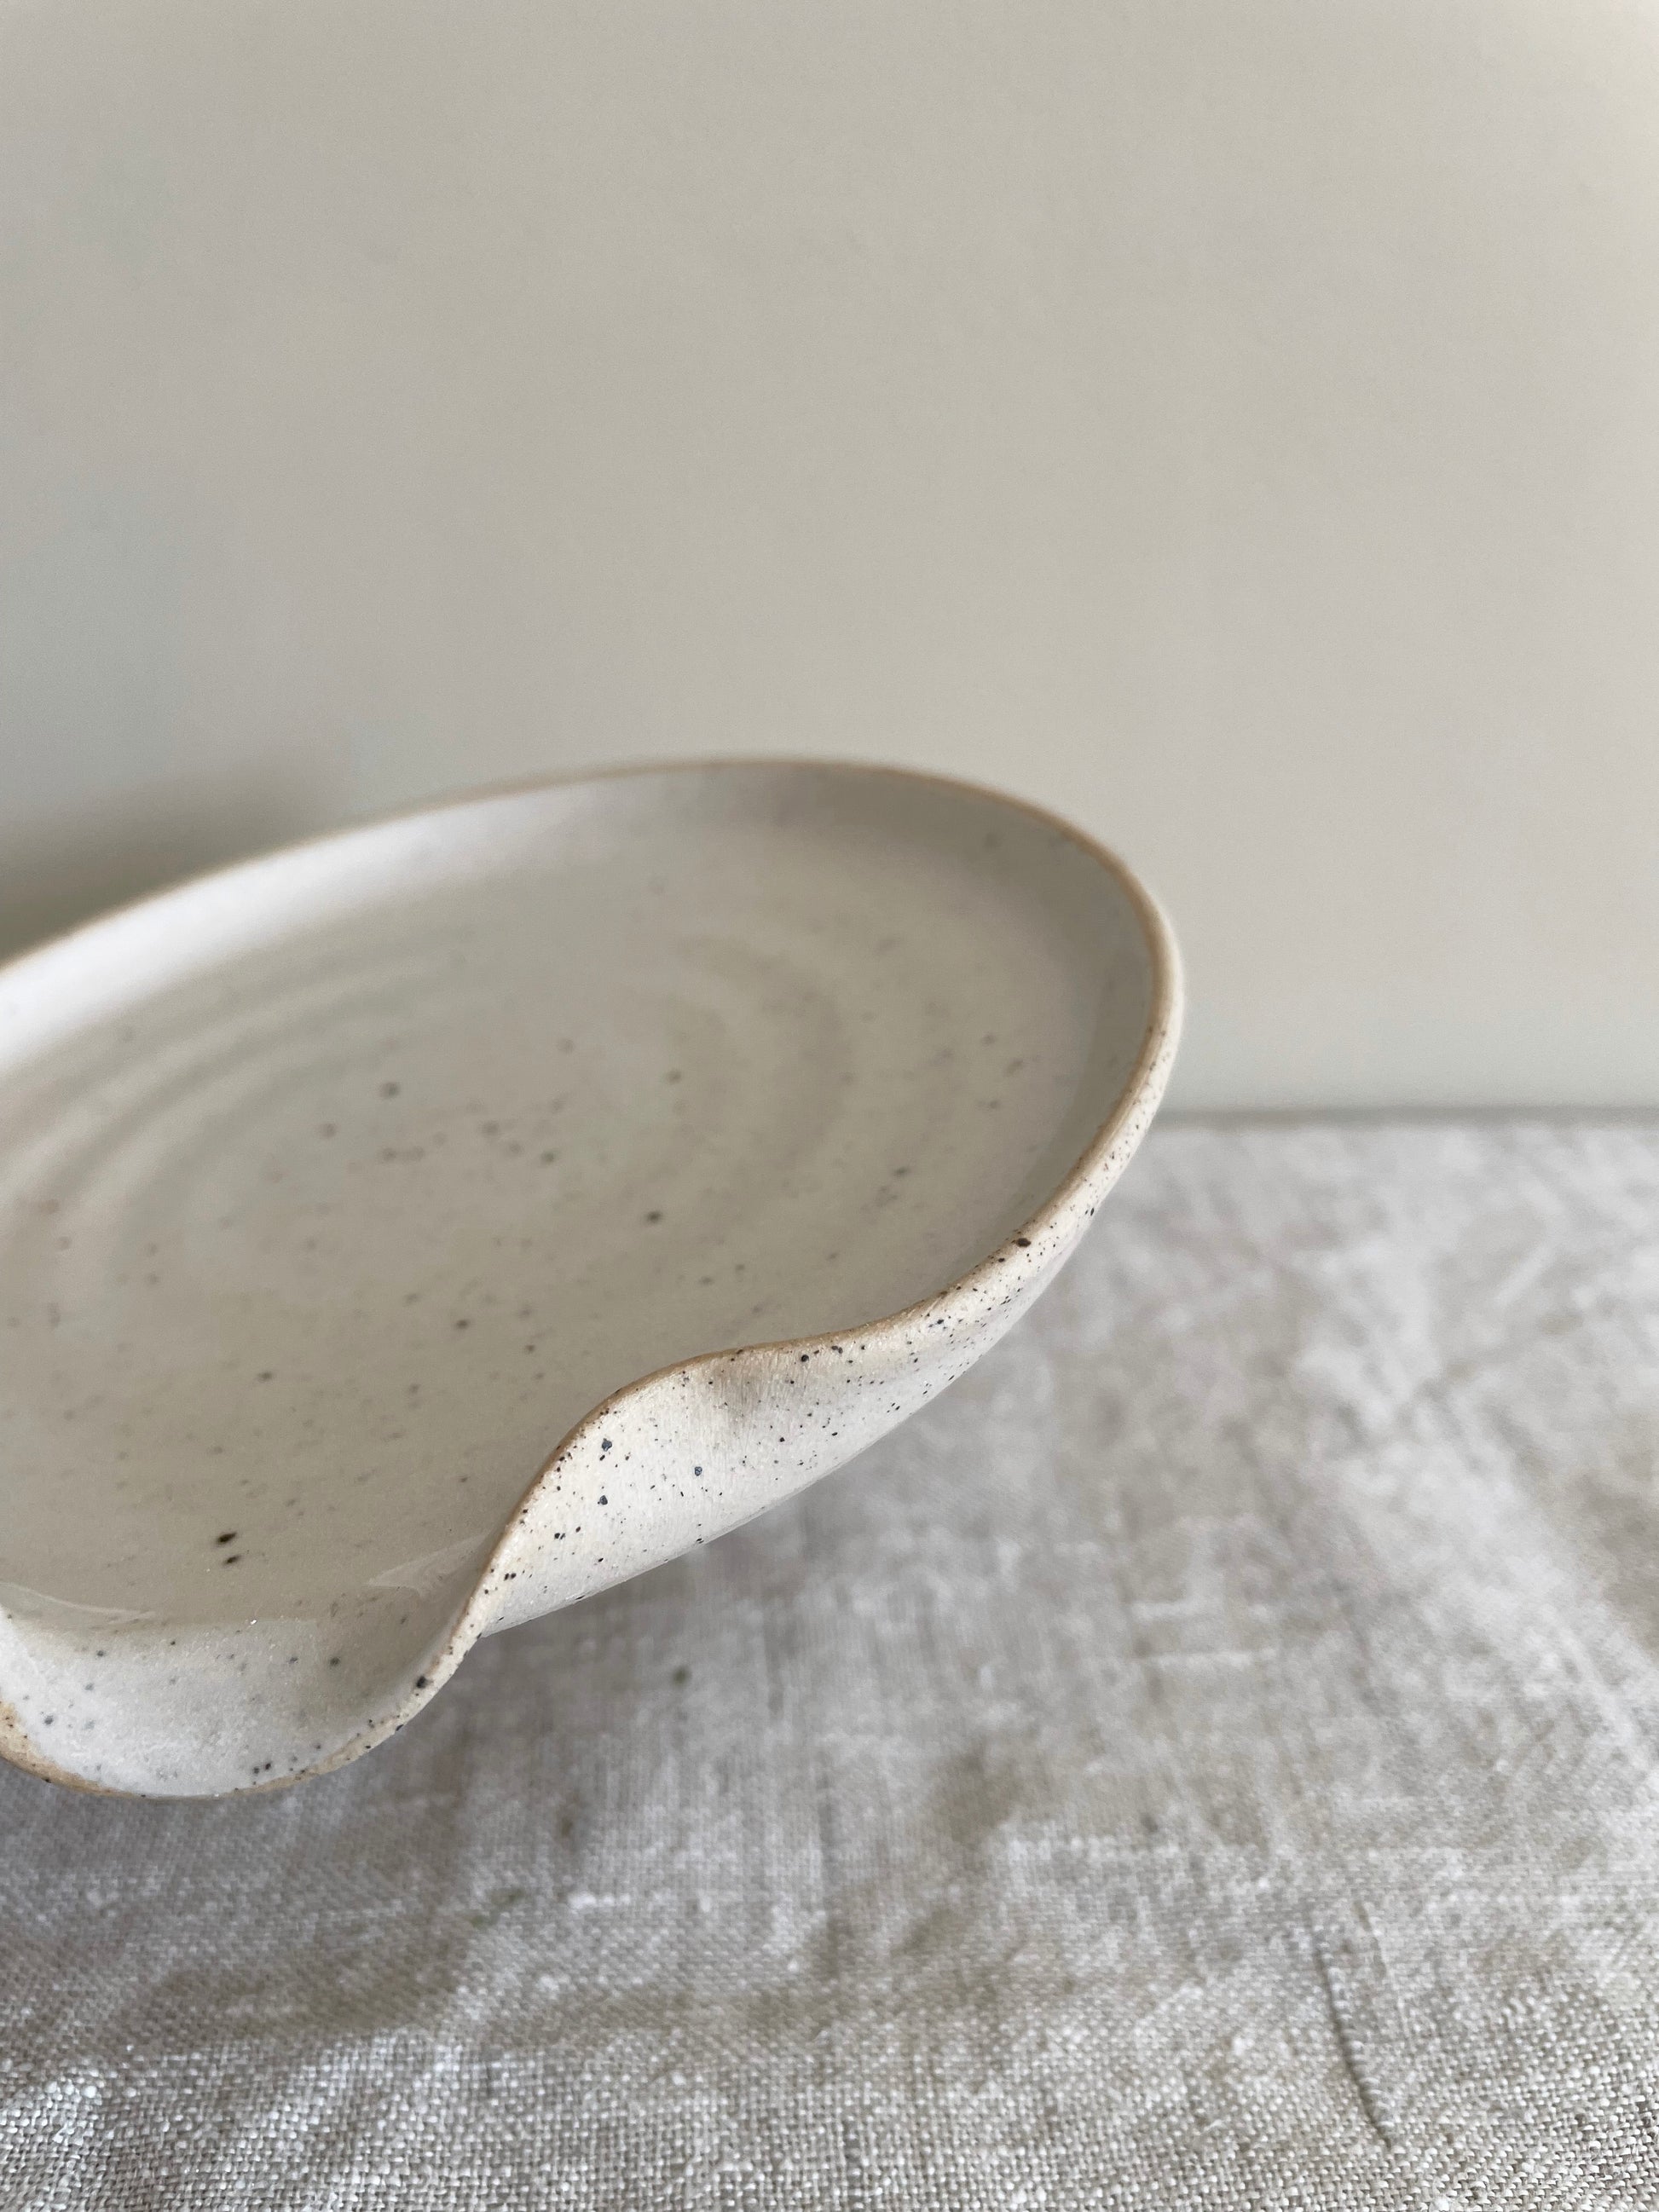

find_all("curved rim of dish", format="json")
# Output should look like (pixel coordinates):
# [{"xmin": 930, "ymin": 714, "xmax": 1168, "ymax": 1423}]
[{"xmin": 0, "ymin": 757, "xmax": 1182, "ymax": 1795}]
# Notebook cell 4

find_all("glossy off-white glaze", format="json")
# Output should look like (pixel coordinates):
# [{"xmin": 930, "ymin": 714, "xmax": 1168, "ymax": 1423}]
[{"xmin": 0, "ymin": 761, "xmax": 1180, "ymax": 1796}]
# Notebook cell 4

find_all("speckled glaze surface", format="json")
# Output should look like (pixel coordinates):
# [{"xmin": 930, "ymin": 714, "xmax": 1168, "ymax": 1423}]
[{"xmin": 0, "ymin": 761, "xmax": 1180, "ymax": 1797}]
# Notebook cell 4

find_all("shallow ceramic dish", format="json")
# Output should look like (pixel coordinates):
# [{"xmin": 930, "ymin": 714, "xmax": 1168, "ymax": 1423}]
[{"xmin": 0, "ymin": 760, "xmax": 1180, "ymax": 1796}]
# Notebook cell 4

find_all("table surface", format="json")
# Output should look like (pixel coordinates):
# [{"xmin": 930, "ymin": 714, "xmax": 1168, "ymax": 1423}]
[{"xmin": 6, "ymin": 1119, "xmax": 1659, "ymax": 2209}]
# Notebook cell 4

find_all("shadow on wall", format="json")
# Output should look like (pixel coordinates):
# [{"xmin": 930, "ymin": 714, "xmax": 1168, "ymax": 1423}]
[{"xmin": 0, "ymin": 762, "xmax": 335, "ymax": 966}]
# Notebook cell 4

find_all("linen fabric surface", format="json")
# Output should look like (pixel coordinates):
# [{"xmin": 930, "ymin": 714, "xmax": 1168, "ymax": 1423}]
[{"xmin": 4, "ymin": 1119, "xmax": 1658, "ymax": 2209}]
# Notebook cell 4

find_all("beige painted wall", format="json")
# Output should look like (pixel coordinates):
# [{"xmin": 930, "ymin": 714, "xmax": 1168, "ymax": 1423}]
[{"xmin": 3, "ymin": 0, "xmax": 1656, "ymax": 1107}]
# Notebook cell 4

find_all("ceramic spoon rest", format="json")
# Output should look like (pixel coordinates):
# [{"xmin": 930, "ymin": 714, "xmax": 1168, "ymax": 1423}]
[{"xmin": 0, "ymin": 761, "xmax": 1181, "ymax": 1796}]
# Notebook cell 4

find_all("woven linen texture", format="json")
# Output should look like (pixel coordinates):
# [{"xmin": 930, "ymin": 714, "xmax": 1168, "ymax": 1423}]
[{"xmin": 4, "ymin": 1120, "xmax": 1659, "ymax": 2209}]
